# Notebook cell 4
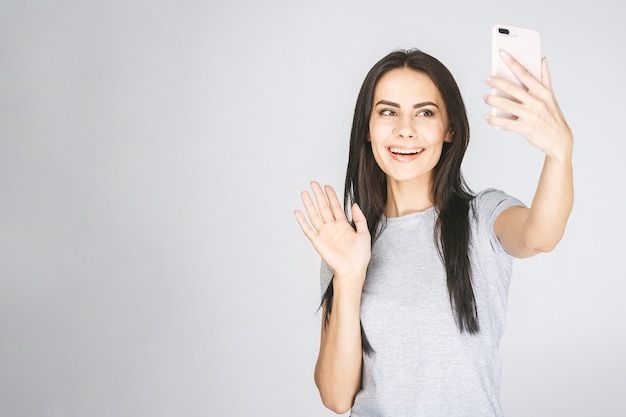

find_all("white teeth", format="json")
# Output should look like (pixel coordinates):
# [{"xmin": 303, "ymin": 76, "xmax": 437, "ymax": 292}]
[{"xmin": 389, "ymin": 147, "xmax": 423, "ymax": 155}]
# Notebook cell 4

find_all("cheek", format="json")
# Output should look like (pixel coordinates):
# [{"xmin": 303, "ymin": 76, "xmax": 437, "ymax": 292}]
[
  {"xmin": 367, "ymin": 122, "xmax": 377, "ymax": 141},
  {"xmin": 368, "ymin": 122, "xmax": 388, "ymax": 145},
  {"xmin": 424, "ymin": 125, "xmax": 449, "ymax": 146},
  {"xmin": 369, "ymin": 141, "xmax": 383, "ymax": 162},
  {"xmin": 367, "ymin": 139, "xmax": 387, "ymax": 171}
]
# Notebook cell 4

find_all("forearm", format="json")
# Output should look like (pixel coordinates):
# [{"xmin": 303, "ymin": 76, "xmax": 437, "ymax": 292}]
[
  {"xmin": 314, "ymin": 278, "xmax": 364, "ymax": 414},
  {"xmin": 525, "ymin": 146, "xmax": 574, "ymax": 252}
]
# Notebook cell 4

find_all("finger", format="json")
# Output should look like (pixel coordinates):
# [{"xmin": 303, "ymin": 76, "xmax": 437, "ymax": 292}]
[
  {"xmin": 294, "ymin": 210, "xmax": 318, "ymax": 241},
  {"xmin": 351, "ymin": 203, "xmax": 369, "ymax": 235},
  {"xmin": 324, "ymin": 185, "xmax": 345, "ymax": 220},
  {"xmin": 486, "ymin": 75, "xmax": 531, "ymax": 105},
  {"xmin": 500, "ymin": 50, "xmax": 543, "ymax": 91},
  {"xmin": 301, "ymin": 190, "xmax": 324, "ymax": 231},
  {"xmin": 485, "ymin": 93, "xmax": 518, "ymax": 115},
  {"xmin": 484, "ymin": 112, "xmax": 519, "ymax": 131},
  {"xmin": 541, "ymin": 57, "xmax": 552, "ymax": 89},
  {"xmin": 484, "ymin": 93, "xmax": 536, "ymax": 121},
  {"xmin": 501, "ymin": 50, "xmax": 554, "ymax": 102},
  {"xmin": 311, "ymin": 181, "xmax": 335, "ymax": 223}
]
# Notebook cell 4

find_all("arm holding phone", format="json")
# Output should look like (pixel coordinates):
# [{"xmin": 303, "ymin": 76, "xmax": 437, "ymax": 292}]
[{"xmin": 484, "ymin": 49, "xmax": 574, "ymax": 259}]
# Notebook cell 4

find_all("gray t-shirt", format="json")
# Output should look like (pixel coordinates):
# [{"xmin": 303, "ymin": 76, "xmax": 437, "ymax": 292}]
[{"xmin": 320, "ymin": 189, "xmax": 524, "ymax": 417}]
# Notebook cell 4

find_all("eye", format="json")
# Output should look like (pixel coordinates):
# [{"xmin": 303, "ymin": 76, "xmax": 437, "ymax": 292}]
[
  {"xmin": 417, "ymin": 109, "xmax": 434, "ymax": 117},
  {"xmin": 379, "ymin": 108, "xmax": 397, "ymax": 116}
]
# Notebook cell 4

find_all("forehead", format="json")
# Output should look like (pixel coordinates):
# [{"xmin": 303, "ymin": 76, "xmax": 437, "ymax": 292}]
[{"xmin": 374, "ymin": 67, "xmax": 443, "ymax": 102}]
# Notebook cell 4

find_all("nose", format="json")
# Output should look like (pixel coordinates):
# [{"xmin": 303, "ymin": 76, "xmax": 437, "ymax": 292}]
[{"xmin": 393, "ymin": 116, "xmax": 416, "ymax": 139}]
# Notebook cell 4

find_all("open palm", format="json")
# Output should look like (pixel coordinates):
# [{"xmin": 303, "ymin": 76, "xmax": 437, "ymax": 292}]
[{"xmin": 294, "ymin": 182, "xmax": 371, "ymax": 283}]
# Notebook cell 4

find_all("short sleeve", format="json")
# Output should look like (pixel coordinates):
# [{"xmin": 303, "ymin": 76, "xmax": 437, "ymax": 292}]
[
  {"xmin": 472, "ymin": 188, "xmax": 526, "ymax": 255},
  {"xmin": 320, "ymin": 260, "xmax": 334, "ymax": 296}
]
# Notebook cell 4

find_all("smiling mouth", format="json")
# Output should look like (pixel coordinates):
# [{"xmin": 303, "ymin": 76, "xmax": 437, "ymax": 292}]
[{"xmin": 389, "ymin": 147, "xmax": 424, "ymax": 155}]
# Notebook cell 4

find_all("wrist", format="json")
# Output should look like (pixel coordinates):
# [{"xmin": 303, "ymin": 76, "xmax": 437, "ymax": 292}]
[
  {"xmin": 333, "ymin": 271, "xmax": 366, "ymax": 299},
  {"xmin": 544, "ymin": 130, "xmax": 574, "ymax": 163},
  {"xmin": 545, "ymin": 143, "xmax": 573, "ymax": 165}
]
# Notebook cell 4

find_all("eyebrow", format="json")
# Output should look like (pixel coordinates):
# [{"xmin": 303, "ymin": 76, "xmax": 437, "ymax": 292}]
[{"xmin": 374, "ymin": 100, "xmax": 440, "ymax": 109}]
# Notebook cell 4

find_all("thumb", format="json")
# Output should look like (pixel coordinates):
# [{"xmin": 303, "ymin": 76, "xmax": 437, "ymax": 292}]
[
  {"xmin": 351, "ymin": 203, "xmax": 369, "ymax": 234},
  {"xmin": 541, "ymin": 57, "xmax": 552, "ymax": 89}
]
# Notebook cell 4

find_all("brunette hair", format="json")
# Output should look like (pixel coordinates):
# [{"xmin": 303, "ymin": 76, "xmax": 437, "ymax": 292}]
[{"xmin": 322, "ymin": 49, "xmax": 477, "ymax": 351}]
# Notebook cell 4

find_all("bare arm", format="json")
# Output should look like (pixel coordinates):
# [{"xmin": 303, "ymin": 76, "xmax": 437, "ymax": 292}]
[
  {"xmin": 294, "ymin": 182, "xmax": 370, "ymax": 412},
  {"xmin": 485, "ymin": 52, "xmax": 574, "ymax": 258},
  {"xmin": 314, "ymin": 278, "xmax": 364, "ymax": 413}
]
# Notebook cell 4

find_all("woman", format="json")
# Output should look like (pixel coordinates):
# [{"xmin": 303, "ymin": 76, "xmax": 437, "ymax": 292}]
[{"xmin": 294, "ymin": 49, "xmax": 573, "ymax": 416}]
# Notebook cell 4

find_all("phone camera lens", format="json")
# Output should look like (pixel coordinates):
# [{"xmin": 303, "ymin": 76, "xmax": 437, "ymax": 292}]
[{"xmin": 498, "ymin": 28, "xmax": 510, "ymax": 35}]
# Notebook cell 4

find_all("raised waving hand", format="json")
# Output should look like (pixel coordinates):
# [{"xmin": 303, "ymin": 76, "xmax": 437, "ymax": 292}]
[{"xmin": 294, "ymin": 182, "xmax": 371, "ymax": 284}]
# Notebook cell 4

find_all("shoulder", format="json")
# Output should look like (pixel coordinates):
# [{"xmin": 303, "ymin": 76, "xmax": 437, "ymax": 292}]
[
  {"xmin": 470, "ymin": 189, "xmax": 526, "ymax": 249},
  {"xmin": 472, "ymin": 188, "xmax": 526, "ymax": 224}
]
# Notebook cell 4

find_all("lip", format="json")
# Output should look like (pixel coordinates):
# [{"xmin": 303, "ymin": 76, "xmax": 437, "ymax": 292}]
[{"xmin": 386, "ymin": 146, "xmax": 424, "ymax": 163}]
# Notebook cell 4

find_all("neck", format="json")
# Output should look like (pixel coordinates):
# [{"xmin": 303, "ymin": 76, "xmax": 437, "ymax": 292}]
[{"xmin": 384, "ymin": 176, "xmax": 433, "ymax": 217}]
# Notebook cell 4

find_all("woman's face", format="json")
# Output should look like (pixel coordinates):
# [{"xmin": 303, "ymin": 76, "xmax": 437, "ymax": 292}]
[{"xmin": 368, "ymin": 67, "xmax": 452, "ymax": 187}]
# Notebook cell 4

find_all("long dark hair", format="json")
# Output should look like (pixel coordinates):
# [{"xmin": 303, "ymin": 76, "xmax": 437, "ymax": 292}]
[{"xmin": 322, "ymin": 49, "xmax": 478, "ymax": 349}]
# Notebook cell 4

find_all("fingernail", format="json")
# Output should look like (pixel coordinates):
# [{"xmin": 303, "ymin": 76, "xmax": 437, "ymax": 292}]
[
  {"xmin": 483, "ymin": 76, "xmax": 492, "ymax": 83},
  {"xmin": 500, "ymin": 50, "xmax": 511, "ymax": 61}
]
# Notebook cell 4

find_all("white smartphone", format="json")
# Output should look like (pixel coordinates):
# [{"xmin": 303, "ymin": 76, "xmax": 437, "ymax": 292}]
[{"xmin": 491, "ymin": 24, "xmax": 542, "ymax": 118}]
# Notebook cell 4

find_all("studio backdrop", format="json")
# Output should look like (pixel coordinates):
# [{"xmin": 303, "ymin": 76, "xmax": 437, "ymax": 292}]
[{"xmin": 1, "ymin": 1, "xmax": 624, "ymax": 416}]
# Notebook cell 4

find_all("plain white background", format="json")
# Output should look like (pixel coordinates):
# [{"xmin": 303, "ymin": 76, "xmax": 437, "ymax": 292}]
[{"xmin": 1, "ymin": 1, "xmax": 624, "ymax": 416}]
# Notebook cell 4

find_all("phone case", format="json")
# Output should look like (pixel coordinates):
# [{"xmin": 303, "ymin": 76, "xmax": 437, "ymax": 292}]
[{"xmin": 491, "ymin": 24, "xmax": 542, "ymax": 118}]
